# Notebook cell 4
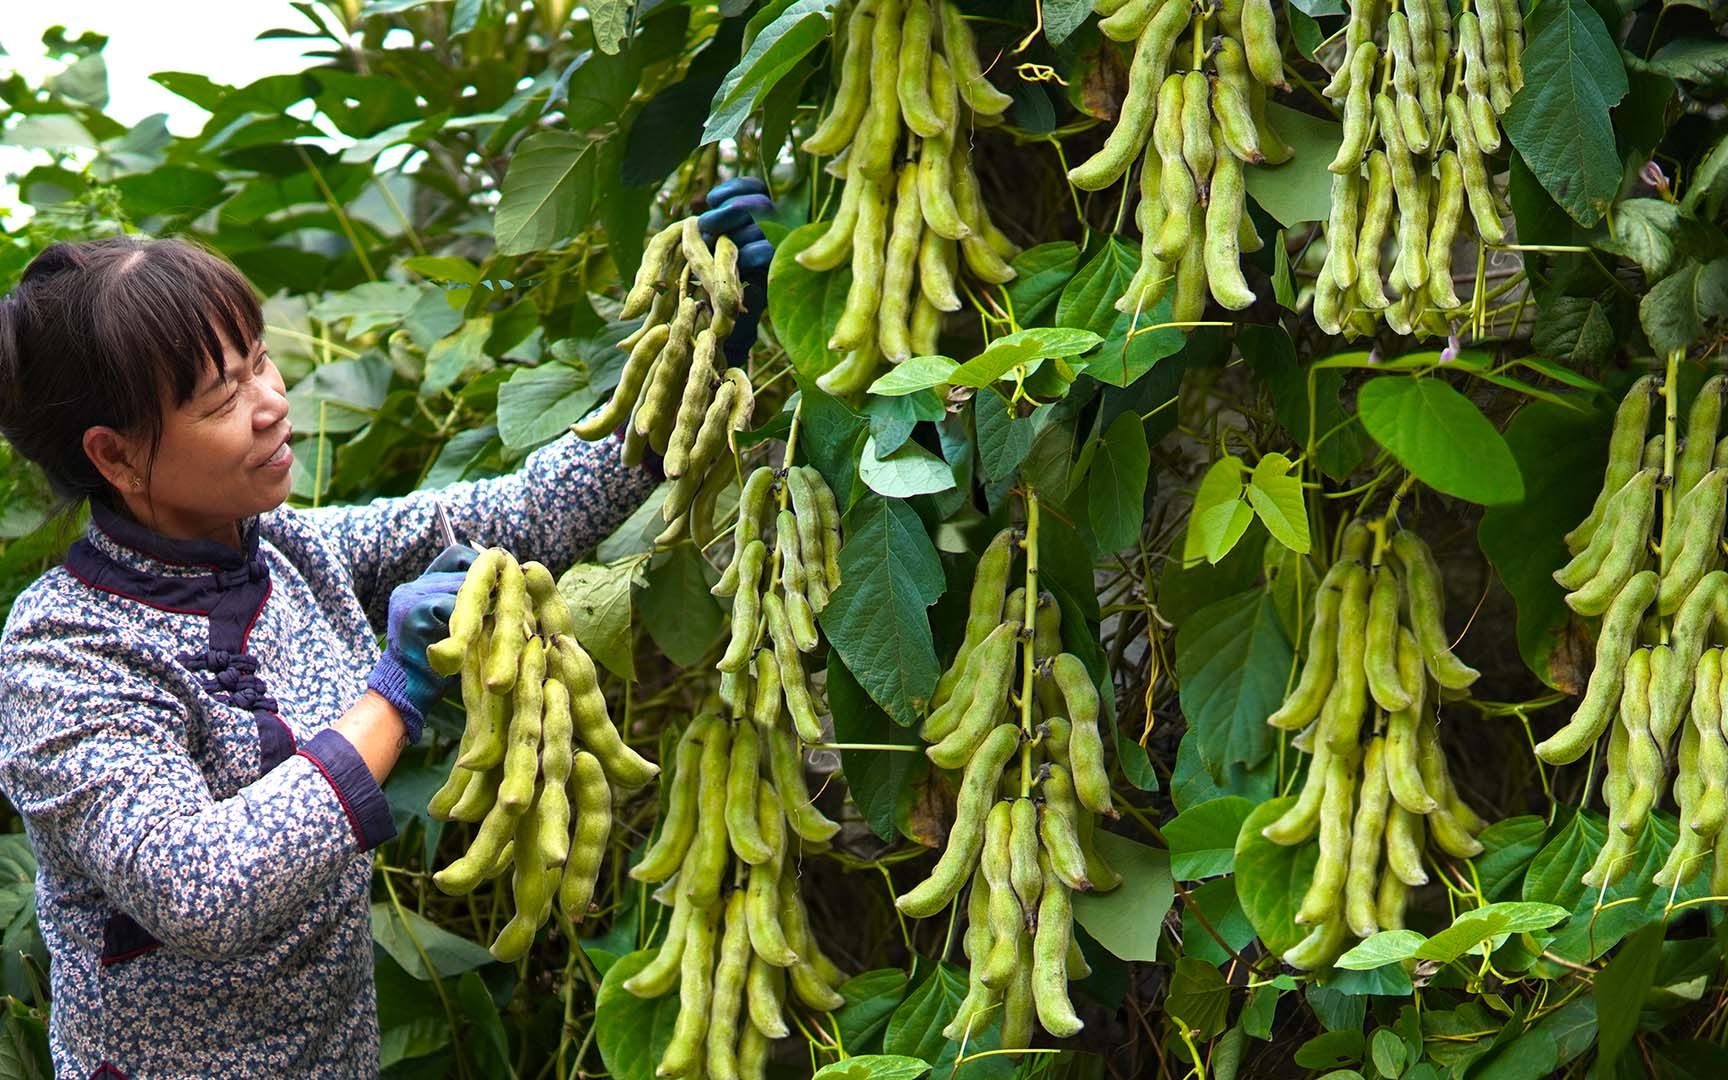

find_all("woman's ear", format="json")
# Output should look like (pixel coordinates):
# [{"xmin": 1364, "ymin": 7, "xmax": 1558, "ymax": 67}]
[{"xmin": 82, "ymin": 425, "xmax": 145, "ymax": 494}]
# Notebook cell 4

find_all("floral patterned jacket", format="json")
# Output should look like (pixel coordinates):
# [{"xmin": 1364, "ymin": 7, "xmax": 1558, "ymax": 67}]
[{"xmin": 0, "ymin": 432, "xmax": 653, "ymax": 1079}]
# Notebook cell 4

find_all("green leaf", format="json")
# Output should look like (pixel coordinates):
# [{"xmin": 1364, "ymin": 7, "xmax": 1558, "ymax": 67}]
[
  {"xmin": 1056, "ymin": 237, "xmax": 1183, "ymax": 388},
  {"xmin": 595, "ymin": 950, "xmax": 683, "ymax": 1080},
  {"xmin": 309, "ymin": 281, "xmax": 422, "ymax": 334},
  {"xmin": 287, "ymin": 355, "xmax": 393, "ymax": 435},
  {"xmin": 369, "ymin": 903, "xmax": 494, "ymax": 980},
  {"xmin": 1243, "ymin": 104, "xmax": 1345, "ymax": 226},
  {"xmin": 1501, "ymin": 0, "xmax": 1628, "ymax": 226},
  {"xmin": 828, "ymin": 653, "xmax": 925, "ymax": 842},
  {"xmin": 1006, "ymin": 242, "xmax": 1081, "ymax": 323},
  {"xmin": 1167, "ymin": 956, "xmax": 1231, "ymax": 1040},
  {"xmin": 702, "ymin": 0, "xmax": 842, "ymax": 145},
  {"xmin": 1246, "ymin": 452, "xmax": 1310, "ymax": 554},
  {"xmin": 1335, "ymin": 930, "xmax": 1428, "ymax": 971},
  {"xmin": 1478, "ymin": 398, "xmax": 1607, "ymax": 690},
  {"xmin": 590, "ymin": 0, "xmax": 631, "ymax": 53},
  {"xmin": 767, "ymin": 222, "xmax": 855, "ymax": 379},
  {"xmin": 882, "ymin": 963, "xmax": 1011, "ymax": 1077},
  {"xmin": 1355, "ymin": 377, "xmax": 1524, "ymax": 505},
  {"xmin": 1184, "ymin": 456, "xmax": 1254, "ymax": 565},
  {"xmin": 422, "ymin": 316, "xmax": 495, "ymax": 399},
  {"xmin": 1166, "ymin": 797, "xmax": 1256, "ymax": 880},
  {"xmin": 813, "ymin": 1056, "xmax": 932, "ymax": 1080},
  {"xmin": 496, "ymin": 363, "xmax": 599, "ymax": 449},
  {"xmin": 858, "ymin": 435, "xmax": 956, "ymax": 498},
  {"xmin": 1181, "ymin": 877, "xmax": 1257, "ymax": 966},
  {"xmin": 1296, "ymin": 1032, "xmax": 1365, "ymax": 1071},
  {"xmin": 1531, "ymin": 294, "xmax": 1617, "ymax": 367},
  {"xmin": 1369, "ymin": 1028, "xmax": 1408, "ymax": 1080},
  {"xmin": 494, "ymin": 131, "xmax": 597, "ymax": 255},
  {"xmin": 950, "ymin": 327, "xmax": 1102, "ymax": 388},
  {"xmin": 1413, "ymin": 902, "xmax": 1571, "ymax": 963},
  {"xmin": 974, "ymin": 396, "xmax": 1036, "ymax": 482},
  {"xmin": 639, "ymin": 547, "xmax": 726, "ymax": 667},
  {"xmin": 1636, "ymin": 37, "xmax": 1728, "ymax": 87},
  {"xmin": 1600, "ymin": 198, "xmax": 1691, "ymax": 278},
  {"xmin": 824, "ymin": 494, "xmax": 945, "ymax": 726},
  {"xmin": 1088, "ymin": 410, "xmax": 1151, "ymax": 553},
  {"xmin": 1176, "ymin": 590, "xmax": 1293, "ymax": 779},
  {"xmin": 1043, "ymin": 0, "xmax": 1091, "ymax": 43},
  {"xmin": 1071, "ymin": 832, "xmax": 1174, "ymax": 962},
  {"xmin": 1471, "ymin": 816, "xmax": 1552, "ymax": 900},
  {"xmin": 1595, "ymin": 922, "xmax": 1665, "ymax": 1071},
  {"xmin": 836, "ymin": 969, "xmax": 911, "ymax": 1053},
  {"xmin": 557, "ymin": 555, "xmax": 649, "ymax": 682},
  {"xmin": 1640, "ymin": 257, "xmax": 1728, "ymax": 356},
  {"xmin": 870, "ymin": 355, "xmax": 959, "ymax": 396},
  {"xmin": 1233, "ymin": 796, "xmax": 1320, "ymax": 956}
]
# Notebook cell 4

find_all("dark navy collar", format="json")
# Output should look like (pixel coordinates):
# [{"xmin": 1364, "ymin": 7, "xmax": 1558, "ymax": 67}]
[{"xmin": 87, "ymin": 499, "xmax": 262, "ymax": 572}]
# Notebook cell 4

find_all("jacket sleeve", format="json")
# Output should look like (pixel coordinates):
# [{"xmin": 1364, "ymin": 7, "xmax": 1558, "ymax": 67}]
[
  {"xmin": 0, "ymin": 634, "xmax": 395, "ymax": 961},
  {"xmin": 296, "ymin": 429, "xmax": 657, "ymax": 631}
]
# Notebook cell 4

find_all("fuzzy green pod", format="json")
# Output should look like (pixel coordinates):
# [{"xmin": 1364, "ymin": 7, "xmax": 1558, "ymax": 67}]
[
  {"xmin": 1261, "ymin": 739, "xmax": 1333, "ymax": 846},
  {"xmin": 497, "ymin": 637, "xmax": 546, "ymax": 809},
  {"xmin": 777, "ymin": 872, "xmax": 846, "ymax": 1010},
  {"xmin": 718, "ymin": 540, "xmax": 768, "ymax": 674},
  {"xmin": 1365, "ymin": 564, "xmax": 1413, "ymax": 712},
  {"xmin": 1294, "ymin": 746, "xmax": 1358, "ymax": 926},
  {"xmin": 786, "ymin": 468, "xmax": 832, "ymax": 613},
  {"xmin": 802, "ymin": 1, "xmax": 878, "ymax": 156},
  {"xmin": 763, "ymin": 592, "xmax": 824, "ymax": 744},
  {"xmin": 1329, "ymin": 42, "xmax": 1380, "ymax": 173},
  {"xmin": 1427, "ymin": 151, "xmax": 1465, "ymax": 310},
  {"xmin": 878, "ymin": 161, "xmax": 926, "ymax": 364},
  {"xmin": 1384, "ymin": 803, "xmax": 1429, "ymax": 887},
  {"xmin": 1239, "ymin": 0, "xmax": 1285, "ymax": 87},
  {"xmin": 1053, "ymin": 652, "xmax": 1114, "ymax": 817},
  {"xmin": 1566, "ymin": 375, "xmax": 1656, "ymax": 553},
  {"xmin": 745, "ymin": 781, "xmax": 799, "ymax": 967},
  {"xmin": 1098, "ymin": 0, "xmax": 1159, "ymax": 40},
  {"xmin": 746, "ymin": 954, "xmax": 790, "ymax": 1040},
  {"xmin": 558, "ymin": 751, "xmax": 611, "ymax": 920},
  {"xmin": 433, "ymin": 792, "xmax": 521, "ymax": 896},
  {"xmin": 429, "ymin": 547, "xmax": 503, "ymax": 674},
  {"xmin": 896, "ymin": 724, "xmax": 1022, "ymax": 917},
  {"xmin": 1066, "ymin": 0, "xmax": 1184, "ymax": 188},
  {"xmin": 657, "ymin": 898, "xmax": 720, "ymax": 1077},
  {"xmin": 796, "ymin": 163, "xmax": 867, "ymax": 272},
  {"xmin": 683, "ymin": 716, "xmax": 733, "ymax": 911},
  {"xmin": 1563, "ymin": 469, "xmax": 1657, "ymax": 617},
  {"xmin": 554, "ymin": 634, "xmax": 660, "ymax": 789},
  {"xmin": 448, "ymin": 765, "xmax": 501, "ymax": 823},
  {"xmin": 931, "ymin": 529, "xmax": 1015, "ymax": 712},
  {"xmin": 535, "ymin": 677, "xmax": 575, "ymax": 866},
  {"xmin": 1180, "ymin": 71, "xmax": 1216, "ymax": 201},
  {"xmin": 1031, "ymin": 852, "xmax": 1082, "ymax": 1037},
  {"xmin": 632, "ymin": 715, "xmax": 715, "ymax": 882},
  {"xmin": 722, "ymin": 720, "xmax": 771, "ymax": 866},
  {"xmin": 1678, "ymin": 376, "xmax": 1727, "ymax": 498},
  {"xmin": 927, "ymin": 622, "xmax": 1018, "ymax": 768},
  {"xmin": 1321, "ymin": 560, "xmax": 1371, "ymax": 753},
  {"xmin": 704, "ymin": 889, "xmax": 754, "ymax": 1080},
  {"xmin": 828, "ymin": 174, "xmax": 891, "ymax": 351},
  {"xmin": 713, "ymin": 467, "xmax": 776, "ymax": 598},
  {"xmin": 455, "ymin": 631, "xmax": 510, "ymax": 771},
  {"xmin": 1374, "ymin": 92, "xmax": 1428, "ymax": 293},
  {"xmin": 917, "ymin": 56, "xmax": 970, "ymax": 242},
  {"xmin": 1269, "ymin": 547, "xmax": 1355, "ymax": 732},
  {"xmin": 1384, "ymin": 628, "xmax": 1437, "ymax": 814},
  {"xmin": 1344, "ymin": 737, "xmax": 1392, "ymax": 938},
  {"xmin": 621, "ymin": 221, "xmax": 686, "ymax": 319},
  {"xmin": 896, "ymin": 0, "xmax": 943, "ymax": 138},
  {"xmin": 1657, "ymin": 470, "xmax": 1728, "ymax": 616},
  {"xmin": 1204, "ymin": 139, "xmax": 1256, "ymax": 311},
  {"xmin": 1445, "ymin": 93, "xmax": 1507, "ymax": 246},
  {"xmin": 939, "ymin": 0, "xmax": 1013, "ymax": 115},
  {"xmin": 1535, "ymin": 569, "xmax": 1658, "ymax": 764},
  {"xmin": 1354, "ymin": 151, "xmax": 1394, "ymax": 311},
  {"xmin": 483, "ymin": 553, "xmax": 529, "ymax": 693},
  {"xmin": 1392, "ymin": 530, "xmax": 1482, "ymax": 690}
]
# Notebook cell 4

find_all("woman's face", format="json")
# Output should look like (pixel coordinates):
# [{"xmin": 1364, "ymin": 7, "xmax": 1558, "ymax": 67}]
[{"xmin": 90, "ymin": 334, "xmax": 294, "ymax": 547}]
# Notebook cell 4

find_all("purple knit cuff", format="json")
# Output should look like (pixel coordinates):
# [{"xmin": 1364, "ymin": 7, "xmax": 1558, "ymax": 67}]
[{"xmin": 298, "ymin": 729, "xmax": 397, "ymax": 852}]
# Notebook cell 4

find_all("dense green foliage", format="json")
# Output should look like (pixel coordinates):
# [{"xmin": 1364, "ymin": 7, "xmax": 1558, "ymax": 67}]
[{"xmin": 2, "ymin": 0, "xmax": 1728, "ymax": 1076}]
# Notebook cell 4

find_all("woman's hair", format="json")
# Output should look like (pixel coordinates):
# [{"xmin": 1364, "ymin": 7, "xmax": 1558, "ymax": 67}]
[{"xmin": 0, "ymin": 236, "xmax": 264, "ymax": 508}]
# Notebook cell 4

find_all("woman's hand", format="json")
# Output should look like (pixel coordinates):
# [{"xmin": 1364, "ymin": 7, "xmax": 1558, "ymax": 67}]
[
  {"xmin": 365, "ymin": 543, "xmax": 477, "ymax": 743},
  {"xmin": 698, "ymin": 177, "xmax": 776, "ymax": 366}
]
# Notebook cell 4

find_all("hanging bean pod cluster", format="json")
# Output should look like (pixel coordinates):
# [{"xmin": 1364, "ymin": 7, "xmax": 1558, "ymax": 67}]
[
  {"xmin": 1073, "ymin": 0, "xmax": 1295, "ymax": 321},
  {"xmin": 712, "ymin": 463, "xmax": 844, "ymax": 737},
  {"xmin": 1311, "ymin": 0, "xmax": 1525, "ymax": 337},
  {"xmin": 571, "ymin": 214, "xmax": 755, "ymax": 545},
  {"xmin": 891, "ymin": 527, "xmax": 1123, "ymax": 1049},
  {"xmin": 795, "ymin": 0, "xmax": 1022, "ymax": 397},
  {"xmin": 1259, "ymin": 520, "xmax": 1487, "ymax": 970},
  {"xmin": 1536, "ymin": 373, "xmax": 1728, "ymax": 891},
  {"xmin": 621, "ymin": 463, "xmax": 849, "ymax": 1079},
  {"xmin": 424, "ymin": 550, "xmax": 661, "ymax": 962}
]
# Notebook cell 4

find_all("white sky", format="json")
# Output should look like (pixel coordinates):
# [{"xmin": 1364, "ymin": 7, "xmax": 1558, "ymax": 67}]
[{"xmin": 0, "ymin": 1, "xmax": 319, "ymax": 214}]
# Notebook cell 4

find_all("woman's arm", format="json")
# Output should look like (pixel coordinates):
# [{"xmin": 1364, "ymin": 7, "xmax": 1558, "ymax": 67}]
[
  {"xmin": 0, "ymin": 638, "xmax": 401, "ymax": 960},
  {"xmin": 297, "ymin": 429, "xmax": 657, "ymax": 630}
]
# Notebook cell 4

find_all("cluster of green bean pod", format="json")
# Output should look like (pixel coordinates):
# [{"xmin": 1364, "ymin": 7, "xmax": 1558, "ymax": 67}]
[
  {"xmin": 1311, "ymin": 0, "xmax": 1524, "ymax": 338},
  {"xmin": 621, "ymin": 699, "xmax": 848, "ymax": 1079},
  {"xmin": 1535, "ymin": 374, "xmax": 1728, "ymax": 891},
  {"xmin": 1261, "ymin": 520, "xmax": 1487, "ymax": 970},
  {"xmin": 795, "ymin": 0, "xmax": 1021, "ymax": 396},
  {"xmin": 1074, "ymin": 0, "xmax": 1295, "ymax": 321},
  {"xmin": 571, "ymin": 215, "xmax": 754, "ymax": 545},
  {"xmin": 889, "ymin": 527, "xmax": 1122, "ymax": 1048},
  {"xmin": 424, "ymin": 549, "xmax": 661, "ymax": 962},
  {"xmin": 711, "ymin": 463, "xmax": 844, "ymax": 737}
]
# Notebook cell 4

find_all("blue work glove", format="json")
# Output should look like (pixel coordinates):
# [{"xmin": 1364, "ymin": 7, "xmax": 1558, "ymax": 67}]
[
  {"xmin": 698, "ymin": 177, "xmax": 776, "ymax": 366},
  {"xmin": 367, "ymin": 544, "xmax": 479, "ymax": 743}
]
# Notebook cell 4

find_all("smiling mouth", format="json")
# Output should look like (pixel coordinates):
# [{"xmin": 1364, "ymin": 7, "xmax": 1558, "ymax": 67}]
[{"xmin": 263, "ymin": 441, "xmax": 292, "ymax": 467}]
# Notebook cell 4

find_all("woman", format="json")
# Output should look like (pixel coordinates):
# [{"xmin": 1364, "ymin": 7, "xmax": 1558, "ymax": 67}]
[{"xmin": 0, "ymin": 182, "xmax": 773, "ymax": 1078}]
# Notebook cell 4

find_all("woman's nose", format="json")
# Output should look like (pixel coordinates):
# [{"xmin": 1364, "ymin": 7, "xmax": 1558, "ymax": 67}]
[{"xmin": 253, "ymin": 384, "xmax": 290, "ymax": 429}]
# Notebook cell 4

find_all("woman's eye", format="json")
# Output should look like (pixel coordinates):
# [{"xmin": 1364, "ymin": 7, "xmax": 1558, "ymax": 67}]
[{"xmin": 254, "ymin": 351, "xmax": 269, "ymax": 373}]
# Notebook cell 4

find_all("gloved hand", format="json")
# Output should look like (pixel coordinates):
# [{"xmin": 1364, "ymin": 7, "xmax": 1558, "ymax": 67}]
[
  {"xmin": 698, "ymin": 177, "xmax": 776, "ymax": 366},
  {"xmin": 366, "ymin": 544, "xmax": 479, "ymax": 743}
]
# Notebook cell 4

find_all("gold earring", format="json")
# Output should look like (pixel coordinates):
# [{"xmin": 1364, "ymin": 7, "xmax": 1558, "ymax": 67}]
[{"xmin": 129, "ymin": 476, "xmax": 143, "ymax": 490}]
